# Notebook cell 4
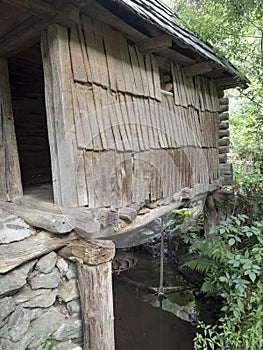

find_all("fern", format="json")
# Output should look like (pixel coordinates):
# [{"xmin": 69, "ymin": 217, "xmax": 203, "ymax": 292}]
[
  {"xmin": 201, "ymin": 279, "xmax": 219, "ymax": 296},
  {"xmin": 184, "ymin": 258, "xmax": 214, "ymax": 274}
]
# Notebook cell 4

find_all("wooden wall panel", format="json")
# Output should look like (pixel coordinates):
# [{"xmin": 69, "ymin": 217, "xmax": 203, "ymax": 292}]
[{"xmin": 38, "ymin": 17, "xmax": 220, "ymax": 210}]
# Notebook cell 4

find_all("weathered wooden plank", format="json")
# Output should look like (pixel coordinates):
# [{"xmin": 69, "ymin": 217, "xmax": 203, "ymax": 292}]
[
  {"xmin": 69, "ymin": 24, "xmax": 89, "ymax": 83},
  {"xmin": 86, "ymin": 88, "xmax": 102, "ymax": 151},
  {"xmin": 128, "ymin": 45, "xmax": 144, "ymax": 96},
  {"xmin": 81, "ymin": 15, "xmax": 109, "ymax": 87},
  {"xmin": 144, "ymin": 98, "xmax": 159, "ymax": 148},
  {"xmin": 107, "ymin": 90, "xmax": 124, "ymax": 152},
  {"xmin": 0, "ymin": 200, "xmax": 75, "ymax": 234},
  {"xmin": 145, "ymin": 53, "xmax": 155, "ymax": 99},
  {"xmin": 84, "ymin": 151, "xmax": 95, "ymax": 208},
  {"xmin": 102, "ymin": 23, "xmax": 125, "ymax": 92},
  {"xmin": 95, "ymin": 87, "xmax": 114, "ymax": 151},
  {"xmin": 151, "ymin": 54, "xmax": 162, "ymax": 101},
  {"xmin": 93, "ymin": 86, "xmax": 110, "ymax": 150},
  {"xmin": 118, "ymin": 93, "xmax": 134, "ymax": 151},
  {"xmin": 118, "ymin": 33, "xmax": 137, "ymax": 95},
  {"xmin": 0, "ymin": 58, "xmax": 23, "ymax": 201},
  {"xmin": 111, "ymin": 93, "xmax": 131, "ymax": 152},
  {"xmin": 74, "ymin": 83, "xmax": 94, "ymax": 150},
  {"xmin": 124, "ymin": 94, "xmax": 140, "ymax": 152},
  {"xmin": 41, "ymin": 24, "xmax": 78, "ymax": 207},
  {"xmin": 75, "ymin": 147, "xmax": 89, "ymax": 206},
  {"xmin": 0, "ymin": 231, "xmax": 78, "ymax": 274},
  {"xmin": 135, "ymin": 47, "xmax": 150, "ymax": 96},
  {"xmin": 137, "ymin": 98, "xmax": 150, "ymax": 150},
  {"xmin": 72, "ymin": 82, "xmax": 86, "ymax": 149},
  {"xmin": 131, "ymin": 96, "xmax": 147, "ymax": 151}
]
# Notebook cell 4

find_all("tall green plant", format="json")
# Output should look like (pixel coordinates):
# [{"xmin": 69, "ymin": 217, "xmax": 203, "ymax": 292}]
[{"xmin": 184, "ymin": 215, "xmax": 263, "ymax": 350}]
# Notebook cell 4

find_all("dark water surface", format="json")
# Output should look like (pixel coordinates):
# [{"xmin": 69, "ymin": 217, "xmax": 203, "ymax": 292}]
[{"xmin": 113, "ymin": 254, "xmax": 196, "ymax": 350}]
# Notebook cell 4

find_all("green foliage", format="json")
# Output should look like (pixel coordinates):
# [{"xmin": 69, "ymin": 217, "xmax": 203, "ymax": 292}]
[
  {"xmin": 233, "ymin": 164, "xmax": 263, "ymax": 221},
  {"xmin": 42, "ymin": 333, "xmax": 56, "ymax": 350},
  {"xmin": 169, "ymin": 204, "xmax": 204, "ymax": 249},
  {"xmin": 184, "ymin": 215, "xmax": 263, "ymax": 349}
]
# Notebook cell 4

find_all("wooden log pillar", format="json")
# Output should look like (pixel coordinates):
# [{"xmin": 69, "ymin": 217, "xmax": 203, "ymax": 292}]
[
  {"xmin": 41, "ymin": 24, "xmax": 79, "ymax": 207},
  {"xmin": 59, "ymin": 239, "xmax": 116, "ymax": 350},
  {"xmin": 0, "ymin": 58, "xmax": 23, "ymax": 201}
]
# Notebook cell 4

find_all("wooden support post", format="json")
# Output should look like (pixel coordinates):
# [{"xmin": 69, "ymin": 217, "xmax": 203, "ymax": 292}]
[
  {"xmin": 59, "ymin": 240, "xmax": 115, "ymax": 350},
  {"xmin": 41, "ymin": 24, "xmax": 79, "ymax": 207},
  {"xmin": 0, "ymin": 58, "xmax": 23, "ymax": 201}
]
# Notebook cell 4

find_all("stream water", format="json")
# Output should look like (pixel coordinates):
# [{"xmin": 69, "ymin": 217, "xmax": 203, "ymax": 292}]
[{"xmin": 113, "ymin": 252, "xmax": 197, "ymax": 350}]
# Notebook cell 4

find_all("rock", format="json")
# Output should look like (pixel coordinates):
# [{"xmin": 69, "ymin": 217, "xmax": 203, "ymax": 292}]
[
  {"xmin": 57, "ymin": 257, "xmax": 69, "ymax": 276},
  {"xmin": 0, "ymin": 214, "xmax": 35, "ymax": 244},
  {"xmin": 29, "ymin": 268, "xmax": 61, "ymax": 289},
  {"xmin": 58, "ymin": 279, "xmax": 79, "ymax": 303},
  {"xmin": 29, "ymin": 307, "xmax": 50, "ymax": 321},
  {"xmin": 0, "ymin": 260, "xmax": 36, "ymax": 297},
  {"xmin": 119, "ymin": 207, "xmax": 137, "ymax": 222},
  {"xmin": 54, "ymin": 319, "xmax": 82, "ymax": 341},
  {"xmin": 16, "ymin": 309, "xmax": 65, "ymax": 350},
  {"xmin": 67, "ymin": 300, "xmax": 81, "ymax": 315},
  {"xmin": 66, "ymin": 262, "xmax": 77, "ymax": 280},
  {"xmin": 36, "ymin": 252, "xmax": 57, "ymax": 274},
  {"xmin": 8, "ymin": 305, "xmax": 31, "ymax": 342},
  {"xmin": 14, "ymin": 286, "xmax": 58, "ymax": 308},
  {"xmin": 0, "ymin": 297, "xmax": 15, "ymax": 326}
]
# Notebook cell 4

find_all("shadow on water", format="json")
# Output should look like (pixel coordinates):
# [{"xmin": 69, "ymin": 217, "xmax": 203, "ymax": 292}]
[{"xmin": 113, "ymin": 253, "xmax": 196, "ymax": 350}]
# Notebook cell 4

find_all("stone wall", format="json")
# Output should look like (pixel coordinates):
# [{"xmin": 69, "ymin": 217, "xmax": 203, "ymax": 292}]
[{"xmin": 0, "ymin": 212, "xmax": 83, "ymax": 350}]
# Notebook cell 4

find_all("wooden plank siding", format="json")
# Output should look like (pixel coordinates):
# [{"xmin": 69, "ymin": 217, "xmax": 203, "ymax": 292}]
[{"xmin": 38, "ymin": 16, "xmax": 220, "ymax": 208}]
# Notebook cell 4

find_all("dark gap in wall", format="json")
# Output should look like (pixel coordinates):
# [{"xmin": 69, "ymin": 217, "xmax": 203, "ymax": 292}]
[{"xmin": 8, "ymin": 44, "xmax": 53, "ymax": 197}]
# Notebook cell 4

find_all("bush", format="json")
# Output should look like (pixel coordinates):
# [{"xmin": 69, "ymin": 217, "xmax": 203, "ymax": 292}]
[{"xmin": 184, "ymin": 215, "xmax": 263, "ymax": 350}]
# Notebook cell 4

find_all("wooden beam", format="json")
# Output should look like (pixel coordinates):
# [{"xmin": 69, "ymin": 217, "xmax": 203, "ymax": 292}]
[
  {"xmin": 137, "ymin": 34, "xmax": 172, "ymax": 53},
  {"xmin": 0, "ymin": 230, "xmax": 78, "ymax": 273},
  {"xmin": 0, "ymin": 58, "xmax": 23, "ymax": 200},
  {"xmin": 0, "ymin": 5, "xmax": 79, "ymax": 57},
  {"xmin": 157, "ymin": 48, "xmax": 195, "ymax": 66},
  {"xmin": 0, "ymin": 200, "xmax": 75, "ymax": 234},
  {"xmin": 1, "ymin": 0, "xmax": 57, "ymax": 19},
  {"xmin": 183, "ymin": 61, "xmax": 213, "ymax": 77}
]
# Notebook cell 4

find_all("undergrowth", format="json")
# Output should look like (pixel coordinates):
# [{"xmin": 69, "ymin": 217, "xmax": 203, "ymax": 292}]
[{"xmin": 173, "ymin": 164, "xmax": 263, "ymax": 350}]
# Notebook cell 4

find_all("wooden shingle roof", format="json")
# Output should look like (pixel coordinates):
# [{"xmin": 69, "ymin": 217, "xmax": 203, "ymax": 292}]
[{"xmin": 116, "ymin": 0, "xmax": 238, "ymax": 76}]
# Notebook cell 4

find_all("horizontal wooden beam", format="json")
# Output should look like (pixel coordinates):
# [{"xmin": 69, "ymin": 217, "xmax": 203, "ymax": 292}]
[
  {"xmin": 1, "ymin": 0, "xmax": 57, "ymax": 19},
  {"xmin": 137, "ymin": 34, "xmax": 172, "ymax": 53},
  {"xmin": 183, "ymin": 61, "xmax": 213, "ymax": 77},
  {"xmin": 157, "ymin": 47, "xmax": 195, "ymax": 66},
  {"xmin": 0, "ymin": 230, "xmax": 78, "ymax": 273},
  {"xmin": 0, "ymin": 200, "xmax": 75, "ymax": 233}
]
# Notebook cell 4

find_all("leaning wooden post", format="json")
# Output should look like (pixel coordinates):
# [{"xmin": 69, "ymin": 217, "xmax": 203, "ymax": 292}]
[{"xmin": 59, "ymin": 239, "xmax": 115, "ymax": 350}]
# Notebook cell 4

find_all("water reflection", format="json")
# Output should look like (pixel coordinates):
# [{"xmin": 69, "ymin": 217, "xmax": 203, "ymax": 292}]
[{"xmin": 113, "ymin": 253, "xmax": 196, "ymax": 350}]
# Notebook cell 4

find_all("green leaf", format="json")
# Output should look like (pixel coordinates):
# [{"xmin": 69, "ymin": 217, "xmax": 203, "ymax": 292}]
[
  {"xmin": 248, "ymin": 271, "xmax": 257, "ymax": 282},
  {"xmin": 228, "ymin": 238, "xmax": 236, "ymax": 246}
]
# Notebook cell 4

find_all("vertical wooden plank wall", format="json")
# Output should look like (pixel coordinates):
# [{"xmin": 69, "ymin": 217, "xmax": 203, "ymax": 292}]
[
  {"xmin": 41, "ymin": 16, "xmax": 220, "ymax": 208},
  {"xmin": 0, "ymin": 58, "xmax": 23, "ymax": 201}
]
